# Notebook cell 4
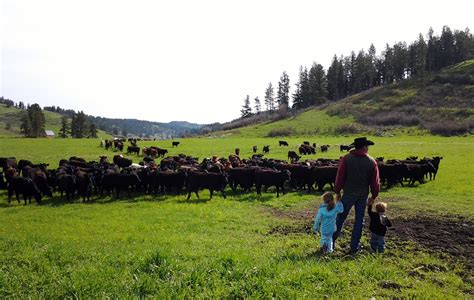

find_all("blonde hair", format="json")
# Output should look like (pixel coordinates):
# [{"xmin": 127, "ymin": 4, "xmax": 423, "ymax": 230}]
[
  {"xmin": 322, "ymin": 192, "xmax": 335, "ymax": 211},
  {"xmin": 375, "ymin": 202, "xmax": 387, "ymax": 213}
]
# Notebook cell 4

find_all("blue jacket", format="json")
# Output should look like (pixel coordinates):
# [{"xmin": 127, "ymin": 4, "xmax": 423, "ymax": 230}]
[{"xmin": 313, "ymin": 202, "xmax": 344, "ymax": 235}]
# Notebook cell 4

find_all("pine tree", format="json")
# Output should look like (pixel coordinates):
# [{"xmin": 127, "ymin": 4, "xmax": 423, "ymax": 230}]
[
  {"xmin": 88, "ymin": 123, "xmax": 98, "ymax": 138},
  {"xmin": 240, "ymin": 95, "xmax": 252, "ymax": 118},
  {"xmin": 292, "ymin": 66, "xmax": 309, "ymax": 109},
  {"xmin": 254, "ymin": 96, "xmax": 261, "ymax": 114},
  {"xmin": 71, "ymin": 111, "xmax": 87, "ymax": 138},
  {"xmin": 264, "ymin": 83, "xmax": 275, "ymax": 112},
  {"xmin": 20, "ymin": 113, "xmax": 32, "ymax": 137},
  {"xmin": 59, "ymin": 116, "xmax": 69, "ymax": 138},
  {"xmin": 277, "ymin": 71, "xmax": 290, "ymax": 110},
  {"xmin": 308, "ymin": 62, "xmax": 327, "ymax": 106}
]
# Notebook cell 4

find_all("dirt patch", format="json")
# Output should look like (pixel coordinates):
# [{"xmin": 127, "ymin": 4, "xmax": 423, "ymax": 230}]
[
  {"xmin": 266, "ymin": 206, "xmax": 474, "ymax": 263},
  {"xmin": 392, "ymin": 215, "xmax": 474, "ymax": 263}
]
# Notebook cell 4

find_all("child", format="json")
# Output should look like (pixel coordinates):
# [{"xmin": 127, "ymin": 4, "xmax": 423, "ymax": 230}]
[
  {"xmin": 368, "ymin": 202, "xmax": 392, "ymax": 252},
  {"xmin": 312, "ymin": 192, "xmax": 344, "ymax": 253}
]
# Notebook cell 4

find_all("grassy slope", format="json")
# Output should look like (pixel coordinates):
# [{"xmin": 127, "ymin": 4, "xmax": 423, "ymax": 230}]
[
  {"xmin": 0, "ymin": 104, "xmax": 110, "ymax": 139},
  {"xmin": 0, "ymin": 136, "xmax": 473, "ymax": 297},
  {"xmin": 219, "ymin": 60, "xmax": 474, "ymax": 138}
]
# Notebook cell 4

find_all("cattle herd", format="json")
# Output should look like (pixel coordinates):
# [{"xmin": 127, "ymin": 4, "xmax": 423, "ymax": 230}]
[{"xmin": 0, "ymin": 139, "xmax": 442, "ymax": 205}]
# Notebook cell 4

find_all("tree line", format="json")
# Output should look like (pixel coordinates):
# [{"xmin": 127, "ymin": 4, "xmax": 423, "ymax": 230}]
[{"xmin": 240, "ymin": 26, "xmax": 474, "ymax": 117}]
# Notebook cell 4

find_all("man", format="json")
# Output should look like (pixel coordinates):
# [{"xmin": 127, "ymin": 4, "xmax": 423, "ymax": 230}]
[{"xmin": 332, "ymin": 137, "xmax": 380, "ymax": 254}]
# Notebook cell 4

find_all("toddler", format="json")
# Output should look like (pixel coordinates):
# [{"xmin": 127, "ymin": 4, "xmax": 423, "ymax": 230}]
[
  {"xmin": 312, "ymin": 192, "xmax": 344, "ymax": 253},
  {"xmin": 368, "ymin": 202, "xmax": 392, "ymax": 252}
]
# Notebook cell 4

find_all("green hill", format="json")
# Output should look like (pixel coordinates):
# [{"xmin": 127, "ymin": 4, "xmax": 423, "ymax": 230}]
[
  {"xmin": 0, "ymin": 104, "xmax": 110, "ymax": 139},
  {"xmin": 219, "ymin": 60, "xmax": 474, "ymax": 137}
]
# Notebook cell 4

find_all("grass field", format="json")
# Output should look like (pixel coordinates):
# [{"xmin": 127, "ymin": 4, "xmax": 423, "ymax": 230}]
[{"xmin": 0, "ymin": 135, "xmax": 473, "ymax": 297}]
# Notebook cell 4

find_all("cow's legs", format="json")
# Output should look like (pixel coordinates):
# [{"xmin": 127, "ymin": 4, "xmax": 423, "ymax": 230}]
[
  {"xmin": 220, "ymin": 188, "xmax": 226, "ymax": 199},
  {"xmin": 209, "ymin": 189, "xmax": 214, "ymax": 199}
]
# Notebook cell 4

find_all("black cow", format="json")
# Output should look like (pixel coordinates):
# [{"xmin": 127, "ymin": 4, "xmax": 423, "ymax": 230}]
[
  {"xmin": 254, "ymin": 169, "xmax": 290, "ymax": 197},
  {"xmin": 320, "ymin": 145, "xmax": 329, "ymax": 152},
  {"xmin": 172, "ymin": 141, "xmax": 180, "ymax": 147},
  {"xmin": 287, "ymin": 151, "xmax": 301, "ymax": 162},
  {"xmin": 378, "ymin": 163, "xmax": 405, "ymax": 187},
  {"xmin": 75, "ymin": 170, "xmax": 94, "ymax": 202},
  {"xmin": 127, "ymin": 146, "xmax": 140, "ymax": 155},
  {"xmin": 340, "ymin": 145, "xmax": 352, "ymax": 152},
  {"xmin": 262, "ymin": 146, "xmax": 270, "ymax": 154},
  {"xmin": 252, "ymin": 146, "xmax": 257, "ymax": 153},
  {"xmin": 157, "ymin": 148, "xmax": 168, "ymax": 158},
  {"xmin": 0, "ymin": 157, "xmax": 17, "ymax": 172},
  {"xmin": 101, "ymin": 173, "xmax": 141, "ymax": 198},
  {"xmin": 58, "ymin": 174, "xmax": 76, "ymax": 200},
  {"xmin": 235, "ymin": 148, "xmax": 240, "ymax": 156},
  {"xmin": 227, "ymin": 167, "xmax": 258, "ymax": 193},
  {"xmin": 8, "ymin": 176, "xmax": 42, "ymax": 204},
  {"xmin": 0, "ymin": 172, "xmax": 5, "ymax": 189},
  {"xmin": 303, "ymin": 141, "xmax": 310, "ymax": 146},
  {"xmin": 113, "ymin": 155, "xmax": 133, "ymax": 168},
  {"xmin": 152, "ymin": 170, "xmax": 187, "ymax": 194},
  {"xmin": 312, "ymin": 166, "xmax": 337, "ymax": 191},
  {"xmin": 186, "ymin": 171, "xmax": 228, "ymax": 200},
  {"xmin": 279, "ymin": 141, "xmax": 289, "ymax": 147}
]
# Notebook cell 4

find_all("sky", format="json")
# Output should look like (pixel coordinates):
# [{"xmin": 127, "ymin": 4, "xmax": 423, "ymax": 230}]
[{"xmin": 1, "ymin": 0, "xmax": 473, "ymax": 124}]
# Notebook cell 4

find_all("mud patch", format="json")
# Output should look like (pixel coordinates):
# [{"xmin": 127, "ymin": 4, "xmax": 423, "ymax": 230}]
[{"xmin": 392, "ymin": 215, "xmax": 474, "ymax": 262}]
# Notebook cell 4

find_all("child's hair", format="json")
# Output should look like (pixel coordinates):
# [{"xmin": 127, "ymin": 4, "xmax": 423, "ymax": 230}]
[
  {"xmin": 375, "ymin": 202, "xmax": 387, "ymax": 213},
  {"xmin": 322, "ymin": 192, "xmax": 335, "ymax": 211}
]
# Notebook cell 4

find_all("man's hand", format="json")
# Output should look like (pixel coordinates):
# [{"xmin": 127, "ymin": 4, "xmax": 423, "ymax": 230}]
[
  {"xmin": 367, "ymin": 197, "xmax": 375, "ymax": 206},
  {"xmin": 336, "ymin": 193, "xmax": 342, "ymax": 201}
]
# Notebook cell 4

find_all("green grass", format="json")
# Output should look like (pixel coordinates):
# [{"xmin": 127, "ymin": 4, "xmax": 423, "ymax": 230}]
[{"xmin": 0, "ymin": 135, "xmax": 473, "ymax": 297}]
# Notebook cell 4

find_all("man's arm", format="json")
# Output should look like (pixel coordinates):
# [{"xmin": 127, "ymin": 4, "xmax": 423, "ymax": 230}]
[{"xmin": 334, "ymin": 156, "xmax": 347, "ymax": 196}]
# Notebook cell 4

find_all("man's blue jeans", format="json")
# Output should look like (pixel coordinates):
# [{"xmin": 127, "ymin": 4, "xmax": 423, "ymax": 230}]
[{"xmin": 332, "ymin": 194, "xmax": 367, "ymax": 252}]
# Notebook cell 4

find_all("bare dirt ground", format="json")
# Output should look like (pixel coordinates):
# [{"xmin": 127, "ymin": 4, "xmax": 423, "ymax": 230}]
[{"xmin": 265, "ymin": 205, "xmax": 474, "ymax": 264}]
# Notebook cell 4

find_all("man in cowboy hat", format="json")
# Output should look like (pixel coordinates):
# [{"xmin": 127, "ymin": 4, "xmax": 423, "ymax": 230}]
[{"xmin": 333, "ymin": 137, "xmax": 380, "ymax": 254}]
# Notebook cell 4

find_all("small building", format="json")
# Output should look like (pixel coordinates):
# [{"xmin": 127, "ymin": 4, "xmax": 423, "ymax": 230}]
[{"xmin": 44, "ymin": 130, "xmax": 55, "ymax": 138}]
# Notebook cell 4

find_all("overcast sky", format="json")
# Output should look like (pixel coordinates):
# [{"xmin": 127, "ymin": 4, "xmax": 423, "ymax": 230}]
[{"xmin": 1, "ymin": 0, "xmax": 473, "ymax": 124}]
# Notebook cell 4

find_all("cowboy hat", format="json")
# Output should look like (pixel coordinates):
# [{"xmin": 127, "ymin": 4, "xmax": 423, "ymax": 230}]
[{"xmin": 349, "ymin": 137, "xmax": 375, "ymax": 148}]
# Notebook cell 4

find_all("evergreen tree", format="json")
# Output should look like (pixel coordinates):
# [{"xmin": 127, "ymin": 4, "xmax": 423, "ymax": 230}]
[
  {"xmin": 393, "ymin": 42, "xmax": 408, "ymax": 80},
  {"xmin": 5, "ymin": 123, "xmax": 11, "ymax": 130},
  {"xmin": 254, "ymin": 96, "xmax": 261, "ymax": 114},
  {"xmin": 20, "ymin": 113, "xmax": 32, "ymax": 137},
  {"xmin": 277, "ymin": 71, "xmax": 290, "ymax": 110},
  {"xmin": 292, "ymin": 66, "xmax": 309, "ymax": 109},
  {"xmin": 308, "ymin": 62, "xmax": 327, "ymax": 106},
  {"xmin": 59, "ymin": 116, "xmax": 69, "ymax": 138},
  {"xmin": 240, "ymin": 95, "xmax": 252, "ymax": 118},
  {"xmin": 383, "ymin": 44, "xmax": 395, "ymax": 83},
  {"xmin": 88, "ymin": 123, "xmax": 98, "ymax": 138},
  {"xmin": 71, "ymin": 111, "xmax": 87, "ymax": 138},
  {"xmin": 264, "ymin": 83, "xmax": 275, "ymax": 112}
]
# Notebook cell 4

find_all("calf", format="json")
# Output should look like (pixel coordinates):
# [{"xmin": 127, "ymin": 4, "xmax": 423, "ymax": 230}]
[
  {"xmin": 279, "ymin": 140, "xmax": 289, "ymax": 147},
  {"xmin": 340, "ymin": 145, "xmax": 352, "ymax": 152},
  {"xmin": 254, "ymin": 169, "xmax": 290, "ymax": 197},
  {"xmin": 252, "ymin": 146, "xmax": 257, "ymax": 153},
  {"xmin": 157, "ymin": 148, "xmax": 168, "ymax": 158},
  {"xmin": 320, "ymin": 145, "xmax": 329, "ymax": 152},
  {"xmin": 287, "ymin": 151, "xmax": 301, "ymax": 163},
  {"xmin": 152, "ymin": 170, "xmax": 187, "ymax": 194},
  {"xmin": 186, "ymin": 171, "xmax": 228, "ymax": 200},
  {"xmin": 262, "ymin": 145, "xmax": 270, "ymax": 154},
  {"xmin": 75, "ymin": 170, "xmax": 94, "ymax": 202},
  {"xmin": 8, "ymin": 176, "xmax": 42, "ymax": 204},
  {"xmin": 172, "ymin": 141, "xmax": 180, "ymax": 147},
  {"xmin": 58, "ymin": 173, "xmax": 76, "ymax": 200}
]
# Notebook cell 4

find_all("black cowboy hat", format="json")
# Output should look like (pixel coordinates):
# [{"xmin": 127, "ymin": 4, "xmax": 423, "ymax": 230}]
[{"xmin": 349, "ymin": 137, "xmax": 375, "ymax": 148}]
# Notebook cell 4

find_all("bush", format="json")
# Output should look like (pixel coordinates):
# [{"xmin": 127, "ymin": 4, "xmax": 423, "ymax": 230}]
[
  {"xmin": 424, "ymin": 120, "xmax": 472, "ymax": 136},
  {"xmin": 266, "ymin": 127, "xmax": 296, "ymax": 137},
  {"xmin": 333, "ymin": 123, "xmax": 362, "ymax": 135},
  {"xmin": 358, "ymin": 112, "xmax": 421, "ymax": 126}
]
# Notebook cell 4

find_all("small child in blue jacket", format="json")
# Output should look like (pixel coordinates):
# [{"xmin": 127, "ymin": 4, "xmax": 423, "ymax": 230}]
[{"xmin": 313, "ymin": 192, "xmax": 344, "ymax": 253}]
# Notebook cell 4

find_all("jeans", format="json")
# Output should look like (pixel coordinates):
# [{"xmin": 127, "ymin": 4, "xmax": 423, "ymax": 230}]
[
  {"xmin": 332, "ymin": 194, "xmax": 367, "ymax": 252},
  {"xmin": 320, "ymin": 234, "xmax": 334, "ymax": 253},
  {"xmin": 370, "ymin": 233, "xmax": 385, "ymax": 252}
]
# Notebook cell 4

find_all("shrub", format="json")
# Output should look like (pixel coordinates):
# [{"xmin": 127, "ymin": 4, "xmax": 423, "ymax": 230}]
[
  {"xmin": 358, "ymin": 112, "xmax": 421, "ymax": 126},
  {"xmin": 333, "ymin": 123, "xmax": 362, "ymax": 135},
  {"xmin": 266, "ymin": 127, "xmax": 295, "ymax": 137},
  {"xmin": 424, "ymin": 120, "xmax": 472, "ymax": 136}
]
